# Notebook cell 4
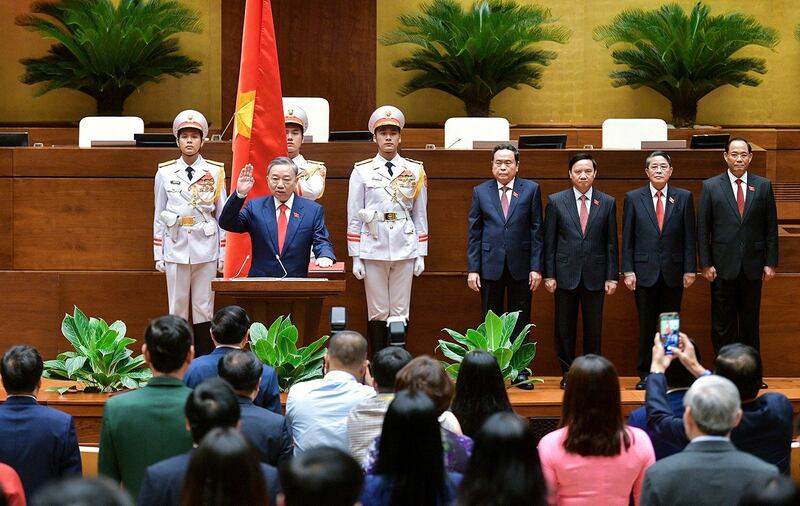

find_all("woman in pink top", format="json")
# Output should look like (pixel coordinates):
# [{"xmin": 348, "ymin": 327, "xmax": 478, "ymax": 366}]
[{"xmin": 537, "ymin": 355, "xmax": 655, "ymax": 505}]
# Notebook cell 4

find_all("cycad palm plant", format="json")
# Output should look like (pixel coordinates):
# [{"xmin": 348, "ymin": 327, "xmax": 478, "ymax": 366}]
[
  {"xmin": 16, "ymin": 0, "xmax": 203, "ymax": 116},
  {"xmin": 593, "ymin": 2, "xmax": 778, "ymax": 128},
  {"xmin": 381, "ymin": 0, "xmax": 570, "ymax": 117}
]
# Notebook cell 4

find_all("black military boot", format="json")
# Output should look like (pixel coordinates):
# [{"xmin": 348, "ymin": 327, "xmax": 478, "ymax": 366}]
[
  {"xmin": 367, "ymin": 320, "xmax": 387, "ymax": 356},
  {"xmin": 193, "ymin": 321, "xmax": 213, "ymax": 357}
]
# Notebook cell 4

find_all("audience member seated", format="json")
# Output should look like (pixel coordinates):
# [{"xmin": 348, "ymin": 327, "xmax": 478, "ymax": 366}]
[
  {"xmin": 183, "ymin": 305, "xmax": 281, "ymax": 413},
  {"xmin": 278, "ymin": 447, "xmax": 363, "ymax": 506},
  {"xmin": 138, "ymin": 378, "xmax": 279, "ymax": 506},
  {"xmin": 180, "ymin": 427, "xmax": 270, "ymax": 506},
  {"xmin": 364, "ymin": 356, "xmax": 473, "ymax": 473},
  {"xmin": 646, "ymin": 334, "xmax": 793, "ymax": 473},
  {"xmin": 739, "ymin": 475, "xmax": 800, "ymax": 506},
  {"xmin": 31, "ymin": 477, "xmax": 132, "ymax": 506},
  {"xmin": 98, "ymin": 315, "xmax": 194, "ymax": 500},
  {"xmin": 0, "ymin": 345, "xmax": 81, "ymax": 498},
  {"xmin": 628, "ymin": 341, "xmax": 700, "ymax": 459},
  {"xmin": 361, "ymin": 391, "xmax": 462, "ymax": 506},
  {"xmin": 458, "ymin": 411, "xmax": 547, "ymax": 506},
  {"xmin": 538, "ymin": 355, "xmax": 655, "ymax": 505},
  {"xmin": 0, "ymin": 463, "xmax": 25, "ymax": 506},
  {"xmin": 286, "ymin": 331, "xmax": 375, "ymax": 455},
  {"xmin": 217, "ymin": 349, "xmax": 293, "ymax": 466},
  {"xmin": 450, "ymin": 350, "xmax": 514, "ymax": 438},
  {"xmin": 347, "ymin": 347, "xmax": 412, "ymax": 466},
  {"xmin": 640, "ymin": 375, "xmax": 779, "ymax": 506}
]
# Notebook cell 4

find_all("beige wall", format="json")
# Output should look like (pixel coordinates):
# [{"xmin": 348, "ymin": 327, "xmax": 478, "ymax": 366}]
[
  {"xmin": 377, "ymin": 0, "xmax": 800, "ymax": 126},
  {"xmin": 0, "ymin": 0, "xmax": 221, "ymax": 126}
]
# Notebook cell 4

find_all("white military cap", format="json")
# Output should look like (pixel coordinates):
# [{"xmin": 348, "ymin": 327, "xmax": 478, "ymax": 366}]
[
  {"xmin": 368, "ymin": 105, "xmax": 405, "ymax": 133},
  {"xmin": 284, "ymin": 104, "xmax": 309, "ymax": 132},
  {"xmin": 173, "ymin": 110, "xmax": 209, "ymax": 139}
]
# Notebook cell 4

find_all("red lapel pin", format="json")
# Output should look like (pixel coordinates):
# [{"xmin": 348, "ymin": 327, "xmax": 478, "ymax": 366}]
[
  {"xmin": 293, "ymin": 212, "xmax": 300, "ymax": 218},
  {"xmin": 748, "ymin": 185, "xmax": 755, "ymax": 192},
  {"xmin": 593, "ymin": 199, "xmax": 600, "ymax": 206},
  {"xmin": 513, "ymin": 191, "xmax": 519, "ymax": 198}
]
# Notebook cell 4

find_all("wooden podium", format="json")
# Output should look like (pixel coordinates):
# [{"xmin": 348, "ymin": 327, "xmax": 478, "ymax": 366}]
[{"xmin": 212, "ymin": 263, "xmax": 346, "ymax": 344}]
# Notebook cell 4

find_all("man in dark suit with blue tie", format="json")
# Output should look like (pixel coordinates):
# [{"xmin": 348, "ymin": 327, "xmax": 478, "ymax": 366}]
[
  {"xmin": 698, "ymin": 138, "xmax": 778, "ymax": 361},
  {"xmin": 467, "ymin": 143, "xmax": 543, "ymax": 387},
  {"xmin": 219, "ymin": 157, "xmax": 335, "ymax": 277},
  {"xmin": 543, "ymin": 153, "xmax": 619, "ymax": 388},
  {"xmin": 0, "ymin": 345, "xmax": 81, "ymax": 498},
  {"xmin": 622, "ymin": 151, "xmax": 696, "ymax": 390}
]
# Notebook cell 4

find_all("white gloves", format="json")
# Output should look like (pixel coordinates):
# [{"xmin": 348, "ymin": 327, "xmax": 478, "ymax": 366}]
[
  {"xmin": 155, "ymin": 260, "xmax": 166, "ymax": 273},
  {"xmin": 315, "ymin": 257, "xmax": 334, "ymax": 268},
  {"xmin": 414, "ymin": 257, "xmax": 425, "ymax": 277},
  {"xmin": 217, "ymin": 259, "xmax": 224, "ymax": 273},
  {"xmin": 352, "ymin": 257, "xmax": 366, "ymax": 280}
]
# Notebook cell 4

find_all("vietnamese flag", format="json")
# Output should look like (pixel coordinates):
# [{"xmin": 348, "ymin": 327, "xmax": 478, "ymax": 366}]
[{"xmin": 224, "ymin": 0, "xmax": 287, "ymax": 278}]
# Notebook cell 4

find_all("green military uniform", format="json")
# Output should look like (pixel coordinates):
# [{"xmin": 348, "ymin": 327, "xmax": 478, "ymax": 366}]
[{"xmin": 98, "ymin": 377, "xmax": 193, "ymax": 500}]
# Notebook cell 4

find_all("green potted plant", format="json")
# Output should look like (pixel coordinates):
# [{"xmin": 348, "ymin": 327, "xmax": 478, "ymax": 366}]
[
  {"xmin": 16, "ymin": 0, "xmax": 203, "ymax": 115},
  {"xmin": 438, "ymin": 310, "xmax": 541, "ymax": 388},
  {"xmin": 249, "ymin": 316, "xmax": 329, "ymax": 393},
  {"xmin": 381, "ymin": 0, "xmax": 570, "ymax": 117},
  {"xmin": 43, "ymin": 306, "xmax": 151, "ymax": 394},
  {"xmin": 593, "ymin": 2, "xmax": 779, "ymax": 128}
]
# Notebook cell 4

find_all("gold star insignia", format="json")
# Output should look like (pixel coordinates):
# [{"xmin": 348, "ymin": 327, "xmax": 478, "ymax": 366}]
[{"xmin": 234, "ymin": 90, "xmax": 256, "ymax": 139}]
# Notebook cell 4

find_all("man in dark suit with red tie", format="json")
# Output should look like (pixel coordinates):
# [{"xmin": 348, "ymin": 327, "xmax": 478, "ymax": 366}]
[
  {"xmin": 622, "ymin": 151, "xmax": 696, "ymax": 390},
  {"xmin": 467, "ymin": 143, "xmax": 544, "ymax": 387},
  {"xmin": 543, "ymin": 153, "xmax": 618, "ymax": 388},
  {"xmin": 220, "ymin": 157, "xmax": 335, "ymax": 277},
  {"xmin": 698, "ymin": 138, "xmax": 778, "ymax": 366}
]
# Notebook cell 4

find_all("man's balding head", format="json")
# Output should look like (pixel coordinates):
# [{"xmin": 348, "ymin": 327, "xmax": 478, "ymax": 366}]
[{"xmin": 325, "ymin": 331, "xmax": 368, "ymax": 379}]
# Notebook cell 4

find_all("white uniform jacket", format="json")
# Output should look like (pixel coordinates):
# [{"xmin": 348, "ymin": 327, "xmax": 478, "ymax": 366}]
[
  {"xmin": 153, "ymin": 155, "xmax": 227, "ymax": 264},
  {"xmin": 293, "ymin": 154, "xmax": 327, "ymax": 200},
  {"xmin": 346, "ymin": 154, "xmax": 428, "ymax": 261}
]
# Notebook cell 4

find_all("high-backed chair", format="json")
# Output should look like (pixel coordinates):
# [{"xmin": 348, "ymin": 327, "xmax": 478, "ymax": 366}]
[
  {"xmin": 78, "ymin": 116, "xmax": 145, "ymax": 148},
  {"xmin": 444, "ymin": 117, "xmax": 510, "ymax": 149},
  {"xmin": 601, "ymin": 118, "xmax": 668, "ymax": 149},
  {"xmin": 283, "ymin": 97, "xmax": 330, "ymax": 143}
]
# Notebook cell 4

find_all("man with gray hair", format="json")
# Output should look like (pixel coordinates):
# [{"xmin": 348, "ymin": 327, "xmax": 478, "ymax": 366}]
[
  {"xmin": 219, "ymin": 156, "xmax": 335, "ymax": 277},
  {"xmin": 286, "ymin": 331, "xmax": 375, "ymax": 456},
  {"xmin": 640, "ymin": 375, "xmax": 778, "ymax": 506}
]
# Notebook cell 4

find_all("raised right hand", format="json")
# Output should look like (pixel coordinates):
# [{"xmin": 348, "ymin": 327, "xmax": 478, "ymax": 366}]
[{"xmin": 237, "ymin": 163, "xmax": 255, "ymax": 196}]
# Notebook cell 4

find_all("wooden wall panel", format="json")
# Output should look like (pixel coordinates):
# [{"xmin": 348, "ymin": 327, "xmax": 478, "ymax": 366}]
[
  {"xmin": 0, "ymin": 150, "xmax": 12, "ymax": 177},
  {"xmin": 0, "ymin": 179, "xmax": 12, "ymax": 269},
  {"xmin": 0, "ymin": 272, "xmax": 61, "ymax": 358}
]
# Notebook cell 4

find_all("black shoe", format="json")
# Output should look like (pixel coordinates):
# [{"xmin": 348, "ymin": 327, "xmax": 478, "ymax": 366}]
[
  {"xmin": 761, "ymin": 382, "xmax": 768, "ymax": 389},
  {"xmin": 514, "ymin": 371, "xmax": 534, "ymax": 390},
  {"xmin": 560, "ymin": 376, "xmax": 567, "ymax": 390},
  {"xmin": 635, "ymin": 379, "xmax": 647, "ymax": 390}
]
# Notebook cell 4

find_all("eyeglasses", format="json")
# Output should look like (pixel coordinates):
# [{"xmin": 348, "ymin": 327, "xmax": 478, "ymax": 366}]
[
  {"xmin": 493, "ymin": 160, "xmax": 516, "ymax": 167},
  {"xmin": 647, "ymin": 165, "xmax": 671, "ymax": 172},
  {"xmin": 726, "ymin": 152, "xmax": 751, "ymax": 160}
]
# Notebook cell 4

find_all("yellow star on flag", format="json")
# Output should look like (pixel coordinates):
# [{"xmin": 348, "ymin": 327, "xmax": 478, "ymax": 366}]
[{"xmin": 234, "ymin": 90, "xmax": 256, "ymax": 139}]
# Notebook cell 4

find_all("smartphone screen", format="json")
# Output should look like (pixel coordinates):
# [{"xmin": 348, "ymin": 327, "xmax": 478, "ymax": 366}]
[{"xmin": 659, "ymin": 312, "xmax": 680, "ymax": 355}]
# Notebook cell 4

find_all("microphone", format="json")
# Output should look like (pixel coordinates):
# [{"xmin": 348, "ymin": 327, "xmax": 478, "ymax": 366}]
[
  {"xmin": 275, "ymin": 254, "xmax": 288, "ymax": 279},
  {"xmin": 232, "ymin": 255, "xmax": 250, "ymax": 278},
  {"xmin": 446, "ymin": 137, "xmax": 462, "ymax": 149}
]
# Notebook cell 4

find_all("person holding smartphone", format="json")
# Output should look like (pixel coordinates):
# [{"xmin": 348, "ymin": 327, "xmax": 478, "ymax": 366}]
[{"xmin": 622, "ymin": 151, "xmax": 696, "ymax": 390}]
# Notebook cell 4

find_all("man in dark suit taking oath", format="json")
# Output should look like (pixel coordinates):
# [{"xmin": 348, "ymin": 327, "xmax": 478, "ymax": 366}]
[
  {"xmin": 698, "ymin": 138, "xmax": 778, "ymax": 362},
  {"xmin": 622, "ymin": 151, "xmax": 696, "ymax": 390},
  {"xmin": 543, "ymin": 153, "xmax": 618, "ymax": 388},
  {"xmin": 220, "ymin": 156, "xmax": 335, "ymax": 277},
  {"xmin": 467, "ymin": 143, "xmax": 543, "ymax": 388}
]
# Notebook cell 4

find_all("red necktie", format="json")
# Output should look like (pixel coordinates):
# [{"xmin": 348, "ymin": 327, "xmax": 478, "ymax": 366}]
[
  {"xmin": 736, "ymin": 178, "xmax": 745, "ymax": 217},
  {"xmin": 579, "ymin": 195, "xmax": 588, "ymax": 235},
  {"xmin": 655, "ymin": 190, "xmax": 664, "ymax": 231},
  {"xmin": 500, "ymin": 186, "xmax": 510, "ymax": 219},
  {"xmin": 277, "ymin": 204, "xmax": 288, "ymax": 253}
]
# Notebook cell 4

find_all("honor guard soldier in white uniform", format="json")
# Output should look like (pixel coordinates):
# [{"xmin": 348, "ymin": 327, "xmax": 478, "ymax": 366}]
[
  {"xmin": 347, "ymin": 105, "xmax": 428, "ymax": 352},
  {"xmin": 285, "ymin": 104, "xmax": 327, "ymax": 200},
  {"xmin": 153, "ymin": 110, "xmax": 227, "ymax": 356}
]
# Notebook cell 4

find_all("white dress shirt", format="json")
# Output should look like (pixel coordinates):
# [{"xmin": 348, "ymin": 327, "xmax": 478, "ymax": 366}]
[
  {"xmin": 286, "ymin": 370, "xmax": 376, "ymax": 456},
  {"xmin": 497, "ymin": 178, "xmax": 515, "ymax": 201},
  {"xmin": 727, "ymin": 170, "xmax": 748, "ymax": 204},
  {"xmin": 274, "ymin": 193, "xmax": 295, "ymax": 221},
  {"xmin": 650, "ymin": 183, "xmax": 668, "ymax": 211},
  {"xmin": 572, "ymin": 187, "xmax": 593, "ymax": 215}
]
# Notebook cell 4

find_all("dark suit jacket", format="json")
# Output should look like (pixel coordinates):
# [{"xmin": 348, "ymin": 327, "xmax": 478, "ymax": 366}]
[
  {"xmin": 640, "ymin": 439, "xmax": 778, "ymax": 506},
  {"xmin": 137, "ymin": 450, "xmax": 280, "ymax": 506},
  {"xmin": 697, "ymin": 172, "xmax": 778, "ymax": 280},
  {"xmin": 0, "ymin": 396, "xmax": 82, "ymax": 498},
  {"xmin": 467, "ymin": 178, "xmax": 544, "ymax": 280},
  {"xmin": 219, "ymin": 194, "xmax": 335, "ymax": 277},
  {"xmin": 622, "ymin": 185, "xmax": 696, "ymax": 287},
  {"xmin": 98, "ymin": 377, "xmax": 194, "ymax": 501},
  {"xmin": 544, "ymin": 188, "xmax": 619, "ymax": 290},
  {"xmin": 238, "ymin": 396, "xmax": 293, "ymax": 467},
  {"xmin": 645, "ymin": 372, "xmax": 793, "ymax": 473},
  {"xmin": 183, "ymin": 347, "xmax": 281, "ymax": 414},
  {"xmin": 628, "ymin": 388, "xmax": 687, "ymax": 460}
]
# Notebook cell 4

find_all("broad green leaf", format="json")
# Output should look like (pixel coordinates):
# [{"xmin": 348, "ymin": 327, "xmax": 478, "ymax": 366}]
[
  {"xmin": 484, "ymin": 310, "xmax": 504, "ymax": 349},
  {"xmin": 61, "ymin": 315, "xmax": 82, "ymax": 349},
  {"xmin": 438, "ymin": 341, "xmax": 467, "ymax": 363},
  {"xmin": 501, "ymin": 311, "xmax": 519, "ymax": 345},
  {"xmin": 65, "ymin": 356, "xmax": 87, "ymax": 377},
  {"xmin": 465, "ymin": 329, "xmax": 487, "ymax": 349},
  {"xmin": 443, "ymin": 362, "xmax": 461, "ymax": 379},
  {"xmin": 281, "ymin": 325, "xmax": 299, "ymax": 347},
  {"xmin": 509, "ymin": 324, "xmax": 533, "ymax": 353},
  {"xmin": 249, "ymin": 322, "xmax": 269, "ymax": 342},
  {"xmin": 510, "ymin": 342, "xmax": 537, "ymax": 372},
  {"xmin": 493, "ymin": 347, "xmax": 513, "ymax": 370},
  {"xmin": 441, "ymin": 328, "xmax": 470, "ymax": 347},
  {"xmin": 109, "ymin": 320, "xmax": 126, "ymax": 338},
  {"xmin": 299, "ymin": 335, "xmax": 329, "ymax": 360}
]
